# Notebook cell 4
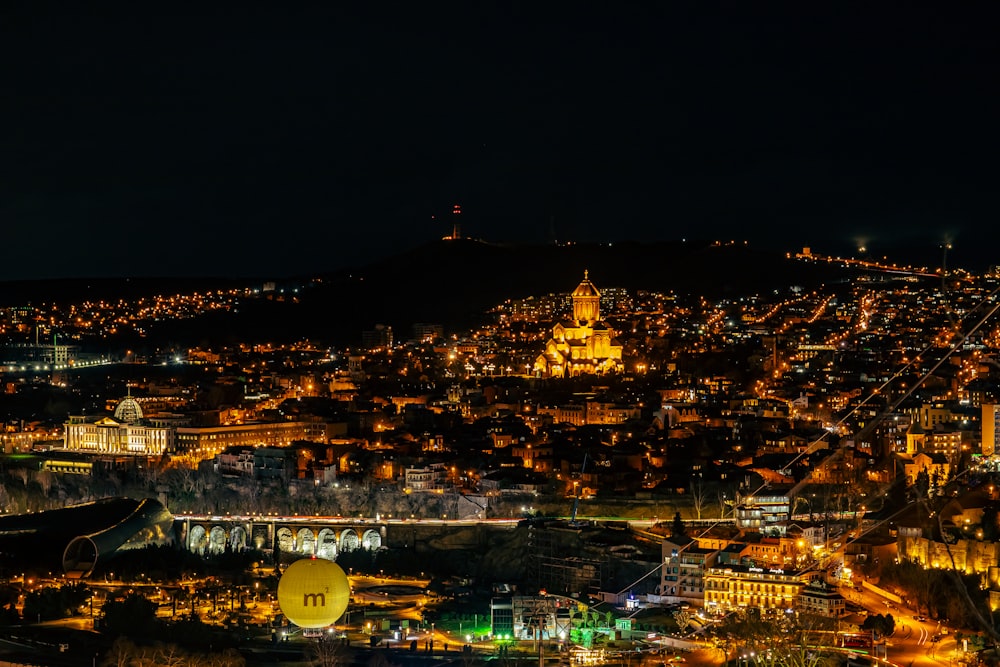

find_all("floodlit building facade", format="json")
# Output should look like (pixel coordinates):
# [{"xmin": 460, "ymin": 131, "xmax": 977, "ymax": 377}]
[
  {"xmin": 64, "ymin": 396, "xmax": 174, "ymax": 455},
  {"xmin": 534, "ymin": 272, "xmax": 624, "ymax": 377},
  {"xmin": 65, "ymin": 396, "xmax": 326, "ymax": 461},
  {"xmin": 982, "ymin": 403, "xmax": 1000, "ymax": 457},
  {"xmin": 704, "ymin": 564, "xmax": 804, "ymax": 613}
]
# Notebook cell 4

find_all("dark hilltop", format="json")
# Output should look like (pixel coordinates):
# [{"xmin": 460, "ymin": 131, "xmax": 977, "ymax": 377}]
[
  {"xmin": 3, "ymin": 239, "xmax": 866, "ymax": 348},
  {"xmin": 155, "ymin": 238, "xmax": 862, "ymax": 347}
]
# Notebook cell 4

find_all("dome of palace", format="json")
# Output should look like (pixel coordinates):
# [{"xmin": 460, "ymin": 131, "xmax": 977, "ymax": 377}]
[{"xmin": 113, "ymin": 396, "xmax": 144, "ymax": 423}]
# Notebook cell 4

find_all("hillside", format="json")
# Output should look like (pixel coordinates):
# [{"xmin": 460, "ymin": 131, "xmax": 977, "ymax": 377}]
[
  {"xmin": 2, "ymin": 239, "xmax": 862, "ymax": 349},
  {"xmin": 290, "ymin": 238, "xmax": 858, "ymax": 345}
]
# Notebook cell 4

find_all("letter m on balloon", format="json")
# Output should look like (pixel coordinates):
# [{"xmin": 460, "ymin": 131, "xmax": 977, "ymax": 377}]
[{"xmin": 303, "ymin": 593, "xmax": 326, "ymax": 607}]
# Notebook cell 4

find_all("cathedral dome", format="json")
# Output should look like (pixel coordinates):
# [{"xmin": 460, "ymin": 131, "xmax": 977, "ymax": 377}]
[
  {"xmin": 113, "ymin": 396, "xmax": 144, "ymax": 424},
  {"xmin": 571, "ymin": 270, "xmax": 601, "ymax": 298}
]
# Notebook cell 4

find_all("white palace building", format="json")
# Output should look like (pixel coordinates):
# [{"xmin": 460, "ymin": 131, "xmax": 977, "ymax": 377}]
[{"xmin": 64, "ymin": 395, "xmax": 325, "ymax": 462}]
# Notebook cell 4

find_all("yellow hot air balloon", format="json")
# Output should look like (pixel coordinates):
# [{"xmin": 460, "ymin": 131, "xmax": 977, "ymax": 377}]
[{"xmin": 277, "ymin": 557, "xmax": 351, "ymax": 629}]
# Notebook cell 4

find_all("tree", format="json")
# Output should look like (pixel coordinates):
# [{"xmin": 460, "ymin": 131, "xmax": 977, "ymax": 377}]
[
  {"xmin": 670, "ymin": 512, "xmax": 686, "ymax": 538},
  {"xmin": 717, "ymin": 488, "xmax": 733, "ymax": 519},
  {"xmin": 717, "ymin": 608, "xmax": 837, "ymax": 667},
  {"xmin": 102, "ymin": 637, "xmax": 140, "ymax": 667},
  {"xmin": 153, "ymin": 642, "xmax": 189, "ymax": 667},
  {"xmin": 861, "ymin": 613, "xmax": 894, "ymax": 639},
  {"xmin": 981, "ymin": 502, "xmax": 1000, "ymax": 541},
  {"xmin": 0, "ymin": 604, "xmax": 19, "ymax": 626},
  {"xmin": 915, "ymin": 468, "xmax": 930, "ymax": 500},
  {"xmin": 366, "ymin": 651, "xmax": 398, "ymax": 667},
  {"xmin": 204, "ymin": 647, "xmax": 245, "ymax": 667},
  {"xmin": 689, "ymin": 479, "xmax": 708, "ymax": 520},
  {"xmin": 101, "ymin": 592, "xmax": 159, "ymax": 637},
  {"xmin": 272, "ymin": 533, "xmax": 283, "ymax": 572},
  {"xmin": 792, "ymin": 496, "xmax": 814, "ymax": 521},
  {"xmin": 309, "ymin": 635, "xmax": 352, "ymax": 667},
  {"xmin": 22, "ymin": 583, "xmax": 90, "ymax": 622},
  {"xmin": 673, "ymin": 610, "xmax": 692, "ymax": 634}
]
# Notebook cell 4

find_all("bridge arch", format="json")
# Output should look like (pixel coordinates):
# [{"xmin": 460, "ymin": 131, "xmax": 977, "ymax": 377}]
[
  {"xmin": 177, "ymin": 518, "xmax": 391, "ymax": 558},
  {"xmin": 276, "ymin": 527, "xmax": 294, "ymax": 553},
  {"xmin": 188, "ymin": 525, "xmax": 208, "ymax": 555},
  {"xmin": 361, "ymin": 529, "xmax": 382, "ymax": 550},
  {"xmin": 296, "ymin": 528, "xmax": 316, "ymax": 555},
  {"xmin": 316, "ymin": 528, "xmax": 338, "ymax": 560},
  {"xmin": 340, "ymin": 528, "xmax": 360, "ymax": 552},
  {"xmin": 208, "ymin": 526, "xmax": 227, "ymax": 554},
  {"xmin": 230, "ymin": 526, "xmax": 247, "ymax": 551},
  {"xmin": 251, "ymin": 525, "xmax": 270, "ymax": 550}
]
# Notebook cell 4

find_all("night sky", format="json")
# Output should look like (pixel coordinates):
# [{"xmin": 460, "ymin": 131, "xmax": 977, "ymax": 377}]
[{"xmin": 4, "ymin": 4, "xmax": 999, "ymax": 280}]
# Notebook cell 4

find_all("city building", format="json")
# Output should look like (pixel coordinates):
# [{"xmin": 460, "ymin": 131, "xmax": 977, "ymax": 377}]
[
  {"xmin": 403, "ymin": 465, "xmax": 447, "ymax": 492},
  {"xmin": 659, "ymin": 537, "xmax": 717, "ymax": 607},
  {"xmin": 254, "ymin": 446, "xmax": 294, "ymax": 481},
  {"xmin": 735, "ymin": 488, "xmax": 792, "ymax": 533},
  {"xmin": 65, "ymin": 396, "xmax": 327, "ymax": 462},
  {"xmin": 361, "ymin": 324, "xmax": 393, "ymax": 349},
  {"xmin": 534, "ymin": 272, "xmax": 624, "ymax": 377},
  {"xmin": 704, "ymin": 564, "xmax": 804, "ymax": 613},
  {"xmin": 216, "ymin": 446, "xmax": 255, "ymax": 476},
  {"xmin": 797, "ymin": 580, "xmax": 846, "ymax": 617},
  {"xmin": 412, "ymin": 323, "xmax": 444, "ymax": 342},
  {"xmin": 900, "ymin": 452, "xmax": 950, "ymax": 487},
  {"xmin": 64, "ymin": 395, "xmax": 175, "ymax": 456},
  {"xmin": 982, "ymin": 403, "xmax": 1000, "ymax": 456},
  {"xmin": 174, "ymin": 421, "xmax": 326, "ymax": 461},
  {"xmin": 536, "ymin": 400, "xmax": 641, "ymax": 426},
  {"xmin": 490, "ymin": 595, "xmax": 573, "ymax": 640}
]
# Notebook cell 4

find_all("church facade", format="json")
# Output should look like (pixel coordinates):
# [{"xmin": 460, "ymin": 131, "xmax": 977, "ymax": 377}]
[{"xmin": 534, "ymin": 271, "xmax": 624, "ymax": 377}]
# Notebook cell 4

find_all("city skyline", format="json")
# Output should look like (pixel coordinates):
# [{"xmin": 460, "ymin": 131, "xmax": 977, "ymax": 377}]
[
  {"xmin": 5, "ymin": 5, "xmax": 1000, "ymax": 654},
  {"xmin": 4, "ymin": 4, "xmax": 998, "ymax": 280},
  {"xmin": 0, "ymin": 204, "xmax": 999, "ymax": 661}
]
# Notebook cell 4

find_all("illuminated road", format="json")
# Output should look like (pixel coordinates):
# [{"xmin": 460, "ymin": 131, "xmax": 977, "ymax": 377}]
[
  {"xmin": 840, "ymin": 584, "xmax": 965, "ymax": 666},
  {"xmin": 177, "ymin": 513, "xmax": 521, "ymax": 526}
]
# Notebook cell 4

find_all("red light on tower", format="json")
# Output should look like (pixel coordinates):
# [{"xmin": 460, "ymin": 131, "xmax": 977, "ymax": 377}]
[{"xmin": 451, "ymin": 204, "xmax": 462, "ymax": 239}]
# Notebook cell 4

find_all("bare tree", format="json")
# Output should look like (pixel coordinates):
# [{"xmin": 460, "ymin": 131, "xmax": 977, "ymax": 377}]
[
  {"xmin": 673, "ymin": 610, "xmax": 692, "ymax": 634},
  {"xmin": 0, "ymin": 484, "xmax": 11, "ymax": 513},
  {"xmin": 690, "ymin": 479, "xmax": 709, "ymax": 520},
  {"xmin": 204, "ymin": 647, "xmax": 246, "ymax": 667},
  {"xmin": 34, "ymin": 470, "xmax": 54, "ymax": 497},
  {"xmin": 716, "ymin": 488, "xmax": 733, "ymax": 519},
  {"xmin": 308, "ymin": 635, "xmax": 352, "ymax": 667},
  {"xmin": 718, "ymin": 609, "xmax": 838, "ymax": 667},
  {"xmin": 101, "ymin": 637, "xmax": 139, "ymax": 667},
  {"xmin": 129, "ymin": 644, "xmax": 160, "ymax": 667},
  {"xmin": 237, "ymin": 477, "xmax": 263, "ymax": 514},
  {"xmin": 154, "ymin": 642, "xmax": 189, "ymax": 667}
]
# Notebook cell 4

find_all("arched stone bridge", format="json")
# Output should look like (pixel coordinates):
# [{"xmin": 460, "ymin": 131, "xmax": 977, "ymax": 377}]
[{"xmin": 175, "ymin": 515, "xmax": 387, "ymax": 560}]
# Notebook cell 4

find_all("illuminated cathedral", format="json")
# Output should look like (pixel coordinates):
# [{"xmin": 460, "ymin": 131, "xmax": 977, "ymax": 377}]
[{"xmin": 534, "ymin": 271, "xmax": 624, "ymax": 377}]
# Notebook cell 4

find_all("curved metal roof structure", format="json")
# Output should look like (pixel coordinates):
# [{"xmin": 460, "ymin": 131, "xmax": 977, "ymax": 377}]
[
  {"xmin": 113, "ymin": 396, "xmax": 144, "ymax": 423},
  {"xmin": 62, "ymin": 498, "xmax": 174, "ymax": 578},
  {"xmin": 0, "ymin": 497, "xmax": 174, "ymax": 578}
]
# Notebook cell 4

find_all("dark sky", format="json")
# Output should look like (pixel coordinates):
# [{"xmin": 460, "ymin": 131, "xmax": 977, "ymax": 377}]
[{"xmin": 3, "ymin": 4, "xmax": 998, "ymax": 279}]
